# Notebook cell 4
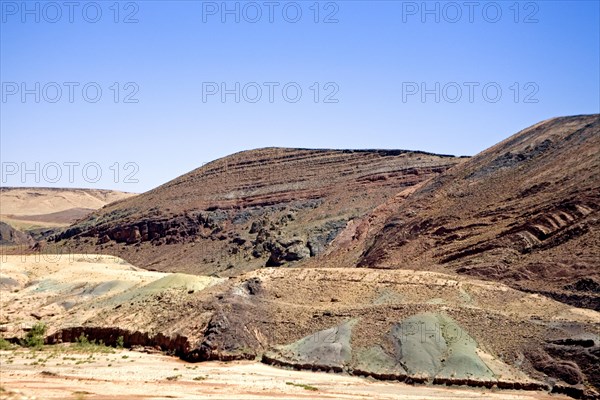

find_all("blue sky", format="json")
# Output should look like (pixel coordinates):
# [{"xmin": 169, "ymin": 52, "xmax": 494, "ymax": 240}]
[{"xmin": 1, "ymin": 0, "xmax": 599, "ymax": 192}]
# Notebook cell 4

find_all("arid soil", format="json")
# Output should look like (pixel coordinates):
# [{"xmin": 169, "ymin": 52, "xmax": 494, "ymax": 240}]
[
  {"xmin": 0, "ymin": 349, "xmax": 568, "ymax": 400},
  {"xmin": 1, "ymin": 256, "xmax": 597, "ymax": 398}
]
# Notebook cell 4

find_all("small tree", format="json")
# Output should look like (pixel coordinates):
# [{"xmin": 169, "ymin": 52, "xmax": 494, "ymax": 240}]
[{"xmin": 22, "ymin": 323, "xmax": 47, "ymax": 348}]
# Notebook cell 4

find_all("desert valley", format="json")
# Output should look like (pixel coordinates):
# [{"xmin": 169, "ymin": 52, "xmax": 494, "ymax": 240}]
[{"xmin": 1, "ymin": 115, "xmax": 599, "ymax": 399}]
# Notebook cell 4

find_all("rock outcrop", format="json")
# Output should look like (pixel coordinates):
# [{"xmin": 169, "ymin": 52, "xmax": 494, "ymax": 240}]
[
  {"xmin": 0, "ymin": 221, "xmax": 34, "ymax": 246},
  {"xmin": 2, "ymin": 241, "xmax": 599, "ymax": 397}
]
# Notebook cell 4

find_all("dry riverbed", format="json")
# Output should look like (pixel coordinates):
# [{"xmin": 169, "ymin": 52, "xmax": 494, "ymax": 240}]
[{"xmin": 0, "ymin": 345, "xmax": 568, "ymax": 400}]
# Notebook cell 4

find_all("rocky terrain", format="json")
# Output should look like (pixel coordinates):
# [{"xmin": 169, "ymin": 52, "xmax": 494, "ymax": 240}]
[
  {"xmin": 349, "ymin": 115, "xmax": 600, "ymax": 311},
  {"xmin": 49, "ymin": 149, "xmax": 463, "ymax": 275},
  {"xmin": 1, "ymin": 115, "xmax": 599, "ymax": 399},
  {"xmin": 0, "ymin": 222, "xmax": 34, "ymax": 247},
  {"xmin": 0, "ymin": 255, "xmax": 597, "ymax": 398}
]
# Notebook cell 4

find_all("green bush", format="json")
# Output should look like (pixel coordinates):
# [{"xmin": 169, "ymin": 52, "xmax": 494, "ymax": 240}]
[
  {"xmin": 72, "ymin": 333, "xmax": 113, "ymax": 353},
  {"xmin": 76, "ymin": 333, "xmax": 91, "ymax": 346},
  {"xmin": 21, "ymin": 323, "xmax": 47, "ymax": 348},
  {"xmin": 0, "ymin": 337, "xmax": 14, "ymax": 350},
  {"xmin": 286, "ymin": 382, "xmax": 318, "ymax": 391},
  {"xmin": 116, "ymin": 336, "xmax": 124, "ymax": 349}
]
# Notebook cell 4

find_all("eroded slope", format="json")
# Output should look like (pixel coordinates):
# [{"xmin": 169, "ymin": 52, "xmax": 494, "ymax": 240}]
[
  {"xmin": 51, "ymin": 149, "xmax": 463, "ymax": 275},
  {"xmin": 1, "ymin": 256, "xmax": 597, "ymax": 398},
  {"xmin": 319, "ymin": 115, "xmax": 599, "ymax": 310}
]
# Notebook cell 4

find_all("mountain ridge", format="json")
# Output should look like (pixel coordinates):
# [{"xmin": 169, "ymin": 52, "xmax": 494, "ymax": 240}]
[{"xmin": 51, "ymin": 147, "xmax": 464, "ymax": 275}]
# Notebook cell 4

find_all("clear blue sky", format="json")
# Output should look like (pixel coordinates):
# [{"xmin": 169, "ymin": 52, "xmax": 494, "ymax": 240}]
[{"xmin": 1, "ymin": 0, "xmax": 599, "ymax": 192}]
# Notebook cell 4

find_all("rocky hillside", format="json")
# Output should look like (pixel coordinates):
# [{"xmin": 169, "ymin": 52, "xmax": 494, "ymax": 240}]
[
  {"xmin": 52, "ymin": 149, "xmax": 463, "ymax": 275},
  {"xmin": 0, "ymin": 221, "xmax": 34, "ymax": 246},
  {"xmin": 321, "ymin": 115, "xmax": 599, "ymax": 310}
]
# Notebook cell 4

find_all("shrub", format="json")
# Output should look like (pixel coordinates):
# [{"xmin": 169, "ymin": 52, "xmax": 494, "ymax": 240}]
[
  {"xmin": 76, "ymin": 333, "xmax": 91, "ymax": 346},
  {"xmin": 286, "ymin": 382, "xmax": 318, "ymax": 391},
  {"xmin": 21, "ymin": 323, "xmax": 47, "ymax": 348},
  {"xmin": 73, "ymin": 334, "xmax": 114, "ymax": 353},
  {"xmin": 0, "ymin": 337, "xmax": 14, "ymax": 350}
]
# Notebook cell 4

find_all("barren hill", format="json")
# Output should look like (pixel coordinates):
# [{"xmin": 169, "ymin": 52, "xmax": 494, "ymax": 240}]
[
  {"xmin": 52, "ymin": 149, "xmax": 463, "ymax": 275},
  {"xmin": 0, "ymin": 187, "xmax": 135, "ymax": 217},
  {"xmin": 0, "ymin": 188, "xmax": 136, "ymax": 245},
  {"xmin": 319, "ymin": 114, "xmax": 599, "ymax": 310}
]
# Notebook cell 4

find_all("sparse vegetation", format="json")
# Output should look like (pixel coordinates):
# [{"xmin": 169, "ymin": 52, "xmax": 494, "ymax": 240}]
[
  {"xmin": 76, "ymin": 333, "xmax": 90, "ymax": 346},
  {"xmin": 21, "ymin": 323, "xmax": 47, "ymax": 349},
  {"xmin": 0, "ymin": 337, "xmax": 14, "ymax": 350},
  {"xmin": 73, "ymin": 334, "xmax": 115, "ymax": 353},
  {"xmin": 286, "ymin": 382, "xmax": 318, "ymax": 391},
  {"xmin": 166, "ymin": 374, "xmax": 182, "ymax": 381},
  {"xmin": 116, "ymin": 335, "xmax": 125, "ymax": 349},
  {"xmin": 193, "ymin": 375, "xmax": 207, "ymax": 381}
]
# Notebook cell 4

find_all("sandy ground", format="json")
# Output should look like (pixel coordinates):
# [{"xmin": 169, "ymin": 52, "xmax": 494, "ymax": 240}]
[
  {"xmin": 0, "ymin": 188, "xmax": 136, "ymax": 229},
  {"xmin": 0, "ymin": 347, "xmax": 567, "ymax": 400},
  {"xmin": 0, "ymin": 188, "xmax": 135, "ymax": 217}
]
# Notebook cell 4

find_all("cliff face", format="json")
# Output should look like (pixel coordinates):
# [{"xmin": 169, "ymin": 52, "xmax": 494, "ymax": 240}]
[
  {"xmin": 355, "ymin": 115, "xmax": 600, "ymax": 310},
  {"xmin": 53, "ymin": 148, "xmax": 463, "ymax": 275}
]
